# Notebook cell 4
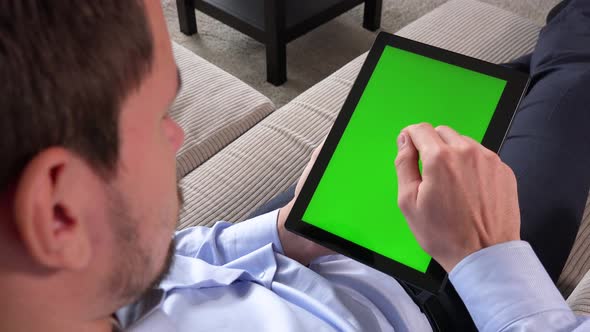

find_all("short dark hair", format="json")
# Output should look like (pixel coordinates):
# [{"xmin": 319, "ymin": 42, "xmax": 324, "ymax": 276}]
[{"xmin": 0, "ymin": 1, "xmax": 154, "ymax": 191}]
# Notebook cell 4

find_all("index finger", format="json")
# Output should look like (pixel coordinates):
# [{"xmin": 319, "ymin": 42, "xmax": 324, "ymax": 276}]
[{"xmin": 404, "ymin": 123, "xmax": 446, "ymax": 153}]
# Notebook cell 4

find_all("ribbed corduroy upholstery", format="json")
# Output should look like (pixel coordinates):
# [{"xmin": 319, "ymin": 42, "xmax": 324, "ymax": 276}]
[
  {"xmin": 178, "ymin": 59, "xmax": 360, "ymax": 228},
  {"xmin": 559, "ymin": 195, "xmax": 590, "ymax": 300},
  {"xmin": 177, "ymin": 0, "xmax": 542, "ymax": 229},
  {"xmin": 567, "ymin": 260, "xmax": 590, "ymax": 316},
  {"xmin": 392, "ymin": 0, "xmax": 541, "ymax": 64},
  {"xmin": 171, "ymin": 42, "xmax": 275, "ymax": 178}
]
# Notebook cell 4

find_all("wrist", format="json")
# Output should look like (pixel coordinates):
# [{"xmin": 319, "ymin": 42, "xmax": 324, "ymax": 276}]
[
  {"xmin": 277, "ymin": 201, "xmax": 300, "ymax": 260},
  {"xmin": 277, "ymin": 200, "xmax": 295, "ymax": 241},
  {"xmin": 277, "ymin": 201, "xmax": 316, "ymax": 266}
]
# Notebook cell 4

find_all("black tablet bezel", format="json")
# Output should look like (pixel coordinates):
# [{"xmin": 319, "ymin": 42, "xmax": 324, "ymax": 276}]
[{"xmin": 285, "ymin": 32, "xmax": 530, "ymax": 294}]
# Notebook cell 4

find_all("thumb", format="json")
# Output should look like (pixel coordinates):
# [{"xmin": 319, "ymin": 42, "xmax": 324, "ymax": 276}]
[{"xmin": 394, "ymin": 132, "xmax": 421, "ymax": 213}]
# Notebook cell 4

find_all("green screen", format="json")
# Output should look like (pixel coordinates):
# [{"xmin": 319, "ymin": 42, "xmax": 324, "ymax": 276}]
[{"xmin": 302, "ymin": 45, "xmax": 507, "ymax": 273}]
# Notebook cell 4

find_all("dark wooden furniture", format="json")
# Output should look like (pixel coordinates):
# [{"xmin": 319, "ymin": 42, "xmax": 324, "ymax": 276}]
[{"xmin": 177, "ymin": 0, "xmax": 383, "ymax": 86}]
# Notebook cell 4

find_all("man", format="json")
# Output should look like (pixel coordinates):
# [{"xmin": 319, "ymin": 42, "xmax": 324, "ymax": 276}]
[
  {"xmin": 0, "ymin": 1, "xmax": 183, "ymax": 331},
  {"xmin": 0, "ymin": 1, "xmax": 589, "ymax": 332}
]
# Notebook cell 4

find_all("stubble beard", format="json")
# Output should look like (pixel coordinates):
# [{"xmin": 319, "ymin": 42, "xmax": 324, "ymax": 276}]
[{"xmin": 106, "ymin": 185, "xmax": 182, "ymax": 306}]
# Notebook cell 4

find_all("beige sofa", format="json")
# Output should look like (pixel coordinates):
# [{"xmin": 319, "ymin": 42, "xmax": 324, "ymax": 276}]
[{"xmin": 169, "ymin": 0, "xmax": 590, "ymax": 314}]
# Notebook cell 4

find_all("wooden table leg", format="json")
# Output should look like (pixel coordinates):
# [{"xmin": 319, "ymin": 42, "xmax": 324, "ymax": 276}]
[
  {"xmin": 363, "ymin": 0, "xmax": 382, "ymax": 31},
  {"xmin": 266, "ymin": 41, "xmax": 287, "ymax": 86},
  {"xmin": 177, "ymin": 0, "xmax": 198, "ymax": 35},
  {"xmin": 265, "ymin": 0, "xmax": 287, "ymax": 85}
]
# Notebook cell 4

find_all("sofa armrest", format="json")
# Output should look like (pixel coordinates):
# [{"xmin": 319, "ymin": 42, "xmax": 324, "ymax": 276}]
[
  {"xmin": 559, "ymin": 195, "xmax": 590, "ymax": 298},
  {"xmin": 171, "ymin": 42, "xmax": 275, "ymax": 178},
  {"xmin": 566, "ymin": 250, "xmax": 590, "ymax": 316}
]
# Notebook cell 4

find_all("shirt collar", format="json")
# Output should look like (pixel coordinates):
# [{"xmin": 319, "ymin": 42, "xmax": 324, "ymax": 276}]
[{"xmin": 115, "ymin": 288, "xmax": 166, "ymax": 329}]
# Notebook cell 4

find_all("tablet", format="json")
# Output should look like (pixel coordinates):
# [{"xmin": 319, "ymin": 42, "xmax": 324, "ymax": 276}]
[{"xmin": 285, "ymin": 32, "xmax": 530, "ymax": 294}]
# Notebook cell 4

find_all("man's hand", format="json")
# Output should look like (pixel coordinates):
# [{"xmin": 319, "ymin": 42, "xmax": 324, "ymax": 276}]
[
  {"xmin": 395, "ymin": 123, "xmax": 521, "ymax": 272},
  {"xmin": 278, "ymin": 142, "xmax": 334, "ymax": 266}
]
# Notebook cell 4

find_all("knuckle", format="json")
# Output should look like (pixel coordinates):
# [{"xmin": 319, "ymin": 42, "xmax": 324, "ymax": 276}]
[
  {"xmin": 478, "ymin": 147, "xmax": 500, "ymax": 164},
  {"xmin": 421, "ymin": 147, "xmax": 449, "ymax": 169},
  {"xmin": 455, "ymin": 144, "xmax": 469, "ymax": 156},
  {"xmin": 461, "ymin": 134, "xmax": 474, "ymax": 141},
  {"xmin": 405, "ymin": 124, "xmax": 418, "ymax": 133},
  {"xmin": 430, "ymin": 146, "xmax": 449, "ymax": 161},
  {"xmin": 397, "ymin": 193, "xmax": 413, "ymax": 213},
  {"xmin": 459, "ymin": 142, "xmax": 478, "ymax": 156},
  {"xmin": 394, "ymin": 153, "xmax": 406, "ymax": 168},
  {"xmin": 486, "ymin": 151, "xmax": 500, "ymax": 163},
  {"xmin": 417, "ymin": 122, "xmax": 433, "ymax": 130}
]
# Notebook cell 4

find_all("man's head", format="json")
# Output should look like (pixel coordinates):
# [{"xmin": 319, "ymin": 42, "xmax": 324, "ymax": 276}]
[{"xmin": 0, "ymin": 1, "xmax": 183, "ymax": 329}]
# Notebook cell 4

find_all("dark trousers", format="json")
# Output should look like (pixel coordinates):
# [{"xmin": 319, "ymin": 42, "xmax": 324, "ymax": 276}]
[
  {"xmin": 498, "ymin": 0, "xmax": 590, "ymax": 282},
  {"xmin": 250, "ymin": 0, "xmax": 590, "ymax": 284}
]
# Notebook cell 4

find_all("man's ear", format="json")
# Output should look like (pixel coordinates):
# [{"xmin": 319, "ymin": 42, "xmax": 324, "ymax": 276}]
[{"xmin": 13, "ymin": 147, "xmax": 92, "ymax": 271}]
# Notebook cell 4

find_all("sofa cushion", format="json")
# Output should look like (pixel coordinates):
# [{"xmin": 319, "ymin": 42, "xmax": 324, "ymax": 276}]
[
  {"xmin": 171, "ymin": 42, "xmax": 275, "ymax": 178},
  {"xmin": 177, "ymin": 0, "xmax": 541, "ymax": 229},
  {"xmin": 394, "ymin": 0, "xmax": 541, "ymax": 64}
]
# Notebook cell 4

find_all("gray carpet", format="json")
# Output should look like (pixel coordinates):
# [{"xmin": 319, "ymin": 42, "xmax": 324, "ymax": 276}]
[{"xmin": 162, "ymin": 0, "xmax": 560, "ymax": 107}]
